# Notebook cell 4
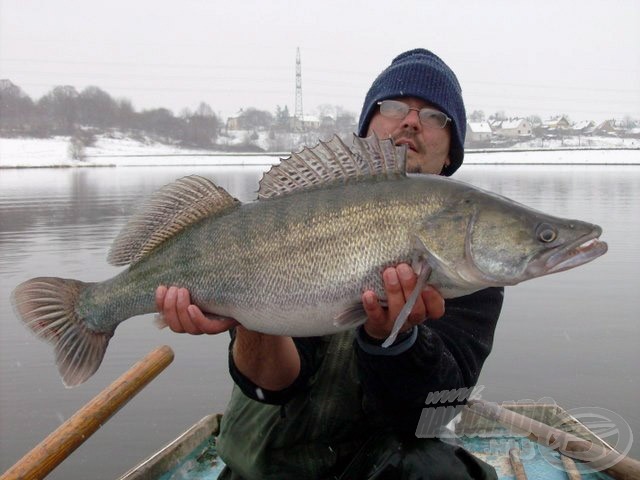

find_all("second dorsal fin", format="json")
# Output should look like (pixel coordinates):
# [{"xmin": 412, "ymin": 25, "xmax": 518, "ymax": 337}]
[
  {"xmin": 257, "ymin": 133, "xmax": 407, "ymax": 200},
  {"xmin": 108, "ymin": 175, "xmax": 239, "ymax": 266}
]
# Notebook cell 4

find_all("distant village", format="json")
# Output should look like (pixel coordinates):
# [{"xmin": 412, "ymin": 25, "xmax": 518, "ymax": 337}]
[
  {"xmin": 465, "ymin": 116, "xmax": 639, "ymax": 149},
  {"xmin": 223, "ymin": 109, "xmax": 639, "ymax": 152}
]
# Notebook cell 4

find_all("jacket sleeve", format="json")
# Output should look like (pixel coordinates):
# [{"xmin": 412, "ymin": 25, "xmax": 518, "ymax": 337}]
[
  {"xmin": 227, "ymin": 330, "xmax": 322, "ymax": 405},
  {"xmin": 354, "ymin": 287, "xmax": 504, "ymax": 433}
]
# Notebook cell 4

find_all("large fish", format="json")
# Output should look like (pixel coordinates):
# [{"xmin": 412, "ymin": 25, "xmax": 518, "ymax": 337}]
[{"xmin": 12, "ymin": 135, "xmax": 607, "ymax": 386}]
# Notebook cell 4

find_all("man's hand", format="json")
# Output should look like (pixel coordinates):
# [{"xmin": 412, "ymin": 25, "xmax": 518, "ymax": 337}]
[
  {"xmin": 155, "ymin": 285, "xmax": 299, "ymax": 390},
  {"xmin": 362, "ymin": 263, "xmax": 445, "ymax": 340},
  {"xmin": 155, "ymin": 285, "xmax": 239, "ymax": 335}
]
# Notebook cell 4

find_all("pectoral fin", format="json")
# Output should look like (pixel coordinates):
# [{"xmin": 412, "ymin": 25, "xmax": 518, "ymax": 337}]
[{"xmin": 334, "ymin": 303, "xmax": 368, "ymax": 328}]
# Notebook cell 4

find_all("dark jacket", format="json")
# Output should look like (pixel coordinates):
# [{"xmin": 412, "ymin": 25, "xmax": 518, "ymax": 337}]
[{"xmin": 217, "ymin": 287, "xmax": 504, "ymax": 479}]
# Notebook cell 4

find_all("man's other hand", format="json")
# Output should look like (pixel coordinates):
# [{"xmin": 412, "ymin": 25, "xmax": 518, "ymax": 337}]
[
  {"xmin": 155, "ymin": 285, "xmax": 239, "ymax": 335},
  {"xmin": 362, "ymin": 263, "xmax": 445, "ymax": 340}
]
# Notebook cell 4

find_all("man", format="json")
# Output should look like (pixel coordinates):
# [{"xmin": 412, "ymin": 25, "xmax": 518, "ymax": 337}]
[{"xmin": 156, "ymin": 49, "xmax": 503, "ymax": 479}]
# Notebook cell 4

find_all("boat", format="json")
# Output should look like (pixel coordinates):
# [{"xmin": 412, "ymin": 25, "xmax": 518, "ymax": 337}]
[
  {"xmin": 3, "ymin": 346, "xmax": 636, "ymax": 480},
  {"xmin": 118, "ymin": 401, "xmax": 628, "ymax": 480}
]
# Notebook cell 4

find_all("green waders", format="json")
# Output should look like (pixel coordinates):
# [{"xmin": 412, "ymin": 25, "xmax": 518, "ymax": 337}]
[{"xmin": 216, "ymin": 331, "xmax": 497, "ymax": 480}]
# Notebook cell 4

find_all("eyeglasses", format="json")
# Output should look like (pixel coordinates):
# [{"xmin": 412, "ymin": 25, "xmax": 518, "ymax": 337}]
[{"xmin": 377, "ymin": 100, "xmax": 451, "ymax": 129}]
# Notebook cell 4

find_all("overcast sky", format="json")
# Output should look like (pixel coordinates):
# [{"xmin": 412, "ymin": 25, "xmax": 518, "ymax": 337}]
[{"xmin": 1, "ymin": 0, "xmax": 638, "ymax": 123}]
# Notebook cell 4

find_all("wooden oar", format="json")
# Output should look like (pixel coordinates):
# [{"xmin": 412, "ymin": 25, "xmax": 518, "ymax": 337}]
[
  {"xmin": 508, "ymin": 447, "xmax": 529, "ymax": 480},
  {"xmin": 561, "ymin": 454, "xmax": 583, "ymax": 480},
  {"xmin": 466, "ymin": 399, "xmax": 640, "ymax": 480},
  {"xmin": 1, "ymin": 345, "xmax": 175, "ymax": 480}
]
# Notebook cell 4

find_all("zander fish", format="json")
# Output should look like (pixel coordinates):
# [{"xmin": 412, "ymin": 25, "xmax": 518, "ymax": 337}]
[{"xmin": 12, "ymin": 135, "xmax": 608, "ymax": 386}]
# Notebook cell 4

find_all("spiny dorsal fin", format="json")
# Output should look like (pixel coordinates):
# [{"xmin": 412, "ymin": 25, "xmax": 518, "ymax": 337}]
[
  {"xmin": 108, "ymin": 175, "xmax": 239, "ymax": 266},
  {"xmin": 257, "ymin": 133, "xmax": 407, "ymax": 200}
]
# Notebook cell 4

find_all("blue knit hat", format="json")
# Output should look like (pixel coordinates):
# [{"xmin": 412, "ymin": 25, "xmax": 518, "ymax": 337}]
[{"xmin": 357, "ymin": 48, "xmax": 466, "ymax": 176}]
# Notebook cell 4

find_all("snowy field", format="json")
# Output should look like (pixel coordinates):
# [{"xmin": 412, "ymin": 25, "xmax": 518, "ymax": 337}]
[
  {"xmin": 465, "ymin": 147, "xmax": 640, "ymax": 165},
  {"xmin": 0, "ymin": 135, "xmax": 639, "ymax": 168},
  {"xmin": 0, "ymin": 136, "xmax": 282, "ymax": 168}
]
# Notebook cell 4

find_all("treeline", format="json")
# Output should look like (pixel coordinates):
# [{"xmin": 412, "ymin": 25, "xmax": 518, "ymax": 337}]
[
  {"xmin": 0, "ymin": 80, "xmax": 224, "ymax": 148},
  {"xmin": 0, "ymin": 80, "xmax": 362, "ymax": 152}
]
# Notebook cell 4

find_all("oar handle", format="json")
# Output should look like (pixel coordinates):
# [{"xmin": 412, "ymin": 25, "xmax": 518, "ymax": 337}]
[
  {"xmin": 1, "ymin": 345, "xmax": 175, "ymax": 480},
  {"xmin": 466, "ymin": 399, "xmax": 640, "ymax": 480}
]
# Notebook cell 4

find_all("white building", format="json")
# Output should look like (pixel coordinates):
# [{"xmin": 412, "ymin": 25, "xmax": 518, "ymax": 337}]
[
  {"xmin": 467, "ymin": 122, "xmax": 492, "ymax": 143},
  {"xmin": 498, "ymin": 118, "xmax": 532, "ymax": 138}
]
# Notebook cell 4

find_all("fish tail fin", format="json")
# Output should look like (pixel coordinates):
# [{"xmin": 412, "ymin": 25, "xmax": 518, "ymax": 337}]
[{"xmin": 12, "ymin": 277, "xmax": 113, "ymax": 387}]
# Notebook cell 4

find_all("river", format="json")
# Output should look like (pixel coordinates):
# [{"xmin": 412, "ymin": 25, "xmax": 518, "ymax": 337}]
[{"xmin": 0, "ymin": 156, "xmax": 639, "ymax": 478}]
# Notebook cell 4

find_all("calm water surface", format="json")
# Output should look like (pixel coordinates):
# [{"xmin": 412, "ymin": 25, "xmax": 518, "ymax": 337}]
[{"xmin": 1, "ymin": 162, "xmax": 639, "ymax": 478}]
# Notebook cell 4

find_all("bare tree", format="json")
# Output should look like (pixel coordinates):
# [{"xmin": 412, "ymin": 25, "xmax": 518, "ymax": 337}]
[
  {"xmin": 489, "ymin": 110, "xmax": 506, "ymax": 122},
  {"xmin": 116, "ymin": 98, "xmax": 136, "ymax": 130},
  {"xmin": 469, "ymin": 110, "xmax": 485, "ymax": 122},
  {"xmin": 0, "ymin": 80, "xmax": 35, "ymax": 134},
  {"xmin": 78, "ymin": 86, "xmax": 118, "ymax": 128},
  {"xmin": 183, "ymin": 102, "xmax": 220, "ymax": 147},
  {"xmin": 237, "ymin": 107, "xmax": 274, "ymax": 130},
  {"xmin": 38, "ymin": 85, "xmax": 79, "ymax": 133},
  {"xmin": 137, "ymin": 108, "xmax": 182, "ymax": 141},
  {"xmin": 275, "ymin": 105, "xmax": 290, "ymax": 131}
]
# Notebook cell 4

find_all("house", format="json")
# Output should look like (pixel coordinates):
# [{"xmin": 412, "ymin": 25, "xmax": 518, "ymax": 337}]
[
  {"xmin": 573, "ymin": 120, "xmax": 596, "ymax": 134},
  {"xmin": 544, "ymin": 116, "xmax": 572, "ymax": 131},
  {"xmin": 289, "ymin": 115, "xmax": 320, "ymax": 131},
  {"xmin": 592, "ymin": 120, "xmax": 618, "ymax": 136},
  {"xmin": 497, "ymin": 118, "xmax": 532, "ymax": 138},
  {"xmin": 226, "ymin": 116, "xmax": 242, "ymax": 130},
  {"xmin": 466, "ymin": 122, "xmax": 492, "ymax": 143}
]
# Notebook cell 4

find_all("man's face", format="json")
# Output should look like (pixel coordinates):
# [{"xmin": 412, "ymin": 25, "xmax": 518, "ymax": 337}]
[{"xmin": 366, "ymin": 96, "xmax": 452, "ymax": 174}]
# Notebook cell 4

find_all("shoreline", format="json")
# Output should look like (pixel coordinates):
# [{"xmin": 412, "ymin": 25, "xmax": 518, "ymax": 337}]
[
  {"xmin": 3, "ymin": 148, "xmax": 639, "ymax": 169},
  {"xmin": 1, "ymin": 135, "xmax": 638, "ymax": 169}
]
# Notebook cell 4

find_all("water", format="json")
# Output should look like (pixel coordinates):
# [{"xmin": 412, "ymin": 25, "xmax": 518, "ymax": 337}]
[{"xmin": 1, "ymin": 160, "xmax": 639, "ymax": 478}]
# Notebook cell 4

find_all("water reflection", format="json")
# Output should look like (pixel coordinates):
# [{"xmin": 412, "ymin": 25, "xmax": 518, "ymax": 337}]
[
  {"xmin": 457, "ymin": 164, "xmax": 640, "ymax": 217},
  {"xmin": 0, "ymin": 167, "xmax": 266, "ymax": 240}
]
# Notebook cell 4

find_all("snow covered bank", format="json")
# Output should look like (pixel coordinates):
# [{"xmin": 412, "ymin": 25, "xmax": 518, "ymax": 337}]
[
  {"xmin": 0, "ymin": 136, "xmax": 282, "ymax": 168},
  {"xmin": 465, "ymin": 148, "xmax": 640, "ymax": 165},
  {"xmin": 1, "ymin": 135, "xmax": 639, "ymax": 168}
]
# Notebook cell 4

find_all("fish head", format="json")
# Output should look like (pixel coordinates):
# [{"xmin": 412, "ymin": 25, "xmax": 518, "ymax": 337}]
[
  {"xmin": 467, "ymin": 191, "xmax": 608, "ymax": 285},
  {"xmin": 418, "ymin": 184, "xmax": 608, "ymax": 288}
]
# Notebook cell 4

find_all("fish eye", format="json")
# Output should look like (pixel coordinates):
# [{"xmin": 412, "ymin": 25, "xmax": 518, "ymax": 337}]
[{"xmin": 536, "ymin": 223, "xmax": 558, "ymax": 243}]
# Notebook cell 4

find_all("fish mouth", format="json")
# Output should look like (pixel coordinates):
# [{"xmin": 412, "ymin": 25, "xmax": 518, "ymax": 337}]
[{"xmin": 534, "ymin": 226, "xmax": 608, "ymax": 276}]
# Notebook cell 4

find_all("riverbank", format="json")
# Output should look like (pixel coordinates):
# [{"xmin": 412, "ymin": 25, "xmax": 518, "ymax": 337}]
[{"xmin": 1, "ymin": 135, "xmax": 639, "ymax": 168}]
